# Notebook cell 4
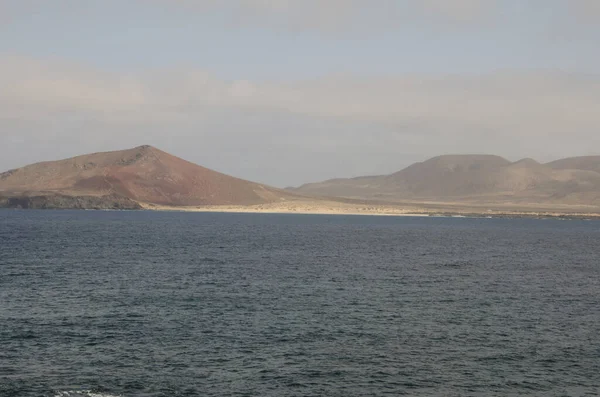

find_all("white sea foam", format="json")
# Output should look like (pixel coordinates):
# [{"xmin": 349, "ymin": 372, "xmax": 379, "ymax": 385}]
[{"xmin": 54, "ymin": 391, "xmax": 122, "ymax": 397}]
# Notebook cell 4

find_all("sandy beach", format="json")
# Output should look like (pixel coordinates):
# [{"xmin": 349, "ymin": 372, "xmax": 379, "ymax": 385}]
[{"xmin": 140, "ymin": 200, "xmax": 600, "ymax": 220}]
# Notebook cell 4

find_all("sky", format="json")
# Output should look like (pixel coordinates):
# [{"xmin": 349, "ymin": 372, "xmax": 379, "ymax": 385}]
[{"xmin": 1, "ymin": 0, "xmax": 599, "ymax": 187}]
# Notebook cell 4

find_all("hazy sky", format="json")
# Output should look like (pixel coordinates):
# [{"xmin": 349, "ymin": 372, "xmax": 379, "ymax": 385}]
[{"xmin": 1, "ymin": 0, "xmax": 599, "ymax": 186}]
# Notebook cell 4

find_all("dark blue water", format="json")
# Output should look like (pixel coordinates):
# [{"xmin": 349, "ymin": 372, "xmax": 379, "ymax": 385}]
[{"xmin": 1, "ymin": 210, "xmax": 599, "ymax": 397}]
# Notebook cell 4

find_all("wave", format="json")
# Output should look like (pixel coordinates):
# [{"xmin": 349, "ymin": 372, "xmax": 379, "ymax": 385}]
[{"xmin": 54, "ymin": 391, "xmax": 122, "ymax": 397}]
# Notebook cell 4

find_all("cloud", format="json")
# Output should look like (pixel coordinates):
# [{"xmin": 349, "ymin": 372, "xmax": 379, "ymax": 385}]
[
  {"xmin": 150, "ymin": 0, "xmax": 499, "ymax": 33},
  {"xmin": 3, "ymin": 1, "xmax": 599, "ymax": 37},
  {"xmin": 570, "ymin": 0, "xmax": 600, "ymax": 16},
  {"xmin": 149, "ymin": 0, "xmax": 600, "ymax": 39},
  {"xmin": 2, "ymin": 56, "xmax": 599, "ymax": 135},
  {"xmin": 417, "ymin": 0, "xmax": 496, "ymax": 22},
  {"xmin": 1, "ymin": 57, "xmax": 146, "ymax": 108},
  {"xmin": 0, "ymin": 1, "xmax": 13, "ymax": 25}
]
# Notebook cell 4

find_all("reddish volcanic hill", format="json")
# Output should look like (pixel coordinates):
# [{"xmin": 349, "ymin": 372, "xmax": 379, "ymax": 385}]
[{"xmin": 0, "ymin": 145, "xmax": 292, "ymax": 207}]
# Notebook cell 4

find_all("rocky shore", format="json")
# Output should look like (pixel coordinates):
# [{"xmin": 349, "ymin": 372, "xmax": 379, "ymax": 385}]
[{"xmin": 0, "ymin": 194, "xmax": 142, "ymax": 210}]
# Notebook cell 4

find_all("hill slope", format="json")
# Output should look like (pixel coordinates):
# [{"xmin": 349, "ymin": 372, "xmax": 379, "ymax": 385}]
[
  {"xmin": 546, "ymin": 156, "xmax": 600, "ymax": 173},
  {"xmin": 0, "ymin": 145, "xmax": 294, "ymax": 208},
  {"xmin": 292, "ymin": 154, "xmax": 600, "ymax": 206}
]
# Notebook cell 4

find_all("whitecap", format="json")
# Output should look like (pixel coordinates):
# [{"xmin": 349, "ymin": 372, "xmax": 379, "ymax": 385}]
[{"xmin": 54, "ymin": 391, "xmax": 122, "ymax": 397}]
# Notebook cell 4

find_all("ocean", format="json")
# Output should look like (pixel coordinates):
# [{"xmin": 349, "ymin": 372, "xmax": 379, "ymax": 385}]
[{"xmin": 1, "ymin": 210, "xmax": 599, "ymax": 396}]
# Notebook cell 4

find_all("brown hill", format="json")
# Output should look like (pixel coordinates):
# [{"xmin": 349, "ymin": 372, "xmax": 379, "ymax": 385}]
[
  {"xmin": 0, "ymin": 145, "xmax": 295, "ymax": 208},
  {"xmin": 546, "ymin": 156, "xmax": 600, "ymax": 173},
  {"xmin": 292, "ymin": 154, "xmax": 600, "ymax": 206}
]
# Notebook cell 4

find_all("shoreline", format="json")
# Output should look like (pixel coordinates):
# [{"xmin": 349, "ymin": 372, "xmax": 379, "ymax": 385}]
[
  {"xmin": 3, "ymin": 206, "xmax": 599, "ymax": 220},
  {"xmin": 2, "ymin": 198, "xmax": 599, "ymax": 220},
  {"xmin": 140, "ymin": 203, "xmax": 600, "ymax": 221}
]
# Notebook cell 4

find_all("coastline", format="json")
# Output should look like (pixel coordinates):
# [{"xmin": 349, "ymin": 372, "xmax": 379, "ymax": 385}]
[
  {"xmin": 140, "ymin": 202, "xmax": 600, "ymax": 220},
  {"xmin": 2, "ymin": 195, "xmax": 599, "ymax": 220}
]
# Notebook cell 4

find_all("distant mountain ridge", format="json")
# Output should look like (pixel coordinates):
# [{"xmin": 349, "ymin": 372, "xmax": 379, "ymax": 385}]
[
  {"xmin": 291, "ymin": 154, "xmax": 600, "ymax": 206},
  {"xmin": 547, "ymin": 156, "xmax": 600, "ymax": 173},
  {"xmin": 0, "ymin": 145, "xmax": 295, "ymax": 208},
  {"xmin": 2, "ymin": 147, "xmax": 600, "ymax": 210}
]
